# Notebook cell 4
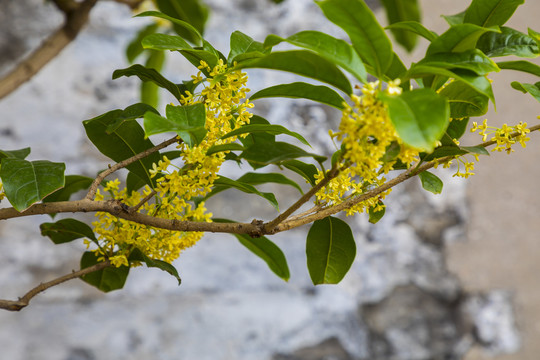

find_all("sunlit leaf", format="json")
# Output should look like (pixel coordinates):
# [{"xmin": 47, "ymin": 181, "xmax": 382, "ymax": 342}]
[
  {"xmin": 463, "ymin": 0, "xmax": 524, "ymax": 27},
  {"xmin": 222, "ymin": 124, "xmax": 310, "ymax": 146},
  {"xmin": 477, "ymin": 26, "xmax": 539, "ymax": 57},
  {"xmin": 426, "ymin": 24, "xmax": 499, "ymax": 55},
  {"xmin": 380, "ymin": 0, "xmax": 421, "ymax": 52},
  {"xmin": 250, "ymin": 82, "xmax": 346, "ymax": 109},
  {"xmin": 418, "ymin": 171, "xmax": 443, "ymax": 194}
]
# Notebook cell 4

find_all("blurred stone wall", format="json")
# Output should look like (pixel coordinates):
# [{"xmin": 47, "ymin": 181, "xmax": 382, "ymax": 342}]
[{"xmin": 0, "ymin": 0, "xmax": 524, "ymax": 359}]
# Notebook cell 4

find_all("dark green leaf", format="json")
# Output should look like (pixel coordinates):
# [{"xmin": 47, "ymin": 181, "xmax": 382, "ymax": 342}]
[
  {"xmin": 105, "ymin": 103, "xmax": 159, "ymax": 134},
  {"xmin": 418, "ymin": 171, "xmax": 443, "ymax": 194},
  {"xmin": 237, "ymin": 172, "xmax": 303, "ymax": 194},
  {"xmin": 464, "ymin": 0, "xmax": 524, "ymax": 27},
  {"xmin": 142, "ymin": 33, "xmax": 192, "ymax": 51},
  {"xmin": 0, "ymin": 159, "xmax": 65, "ymax": 211},
  {"xmin": 126, "ymin": 23, "xmax": 158, "ymax": 63},
  {"xmin": 221, "ymin": 124, "xmax": 310, "ymax": 146},
  {"xmin": 83, "ymin": 111, "xmax": 161, "ymax": 189},
  {"xmin": 207, "ymin": 176, "xmax": 279, "ymax": 211},
  {"xmin": 317, "ymin": 0, "xmax": 393, "ymax": 77},
  {"xmin": 228, "ymin": 31, "xmax": 269, "ymax": 65},
  {"xmin": 461, "ymin": 145, "xmax": 489, "ymax": 155},
  {"xmin": 40, "ymin": 218, "xmax": 97, "ymax": 245},
  {"xmin": 144, "ymin": 103, "xmax": 207, "ymax": 147},
  {"xmin": 380, "ymin": 0, "xmax": 421, "ymax": 52},
  {"xmin": 445, "ymin": 117, "xmax": 470, "ymax": 141},
  {"xmin": 80, "ymin": 252, "xmax": 129, "ymax": 292},
  {"xmin": 155, "ymin": 0, "xmax": 209, "ymax": 44},
  {"xmin": 379, "ymin": 88, "xmax": 449, "ymax": 152},
  {"xmin": 422, "ymin": 145, "xmax": 467, "ymax": 161},
  {"xmin": 241, "ymin": 140, "xmax": 325, "ymax": 169},
  {"xmin": 113, "ymin": 64, "xmax": 181, "ymax": 100},
  {"xmin": 238, "ymin": 115, "xmax": 275, "ymax": 148},
  {"xmin": 135, "ymin": 10, "xmax": 203, "ymax": 45},
  {"xmin": 180, "ymin": 49, "xmax": 219, "ymax": 72},
  {"xmin": 386, "ymin": 21, "xmax": 438, "ymax": 42},
  {"xmin": 417, "ymin": 49, "xmax": 500, "ymax": 76},
  {"xmin": 206, "ymin": 143, "xmax": 245, "ymax": 156},
  {"xmin": 129, "ymin": 248, "xmax": 181, "ymax": 285},
  {"xmin": 368, "ymin": 202, "xmax": 385, "ymax": 224},
  {"xmin": 0, "ymin": 147, "xmax": 31, "ymax": 160},
  {"xmin": 511, "ymin": 81, "xmax": 540, "ymax": 103},
  {"xmin": 237, "ymin": 50, "xmax": 352, "ymax": 94},
  {"xmin": 250, "ymin": 82, "xmax": 346, "ymax": 109},
  {"xmin": 439, "ymin": 81, "xmax": 489, "ymax": 117},
  {"xmin": 281, "ymin": 160, "xmax": 319, "ymax": 186},
  {"xmin": 426, "ymin": 24, "xmax": 499, "ymax": 55},
  {"xmin": 306, "ymin": 216, "xmax": 356, "ymax": 285},
  {"xmin": 264, "ymin": 30, "xmax": 367, "ymax": 83},
  {"xmin": 126, "ymin": 172, "xmax": 147, "ymax": 194},
  {"xmin": 497, "ymin": 60, "xmax": 540, "ymax": 76},
  {"xmin": 43, "ymin": 175, "xmax": 93, "ymax": 203},
  {"xmin": 477, "ymin": 26, "xmax": 539, "ymax": 57}
]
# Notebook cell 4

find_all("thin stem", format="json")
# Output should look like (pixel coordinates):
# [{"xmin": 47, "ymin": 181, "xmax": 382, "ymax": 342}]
[{"xmin": 129, "ymin": 190, "xmax": 157, "ymax": 214}]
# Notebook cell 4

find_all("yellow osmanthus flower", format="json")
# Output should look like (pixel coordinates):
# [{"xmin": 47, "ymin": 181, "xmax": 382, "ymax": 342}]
[
  {"xmin": 471, "ymin": 119, "xmax": 530, "ymax": 154},
  {"xmin": 316, "ymin": 81, "xmax": 420, "ymax": 215},
  {"xmin": 91, "ymin": 61, "xmax": 253, "ymax": 266}
]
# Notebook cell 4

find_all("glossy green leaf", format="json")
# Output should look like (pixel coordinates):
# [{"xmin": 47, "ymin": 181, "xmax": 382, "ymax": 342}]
[
  {"xmin": 426, "ymin": 24, "xmax": 499, "ymax": 55},
  {"xmin": 144, "ymin": 103, "xmax": 206, "ymax": 147},
  {"xmin": 317, "ymin": 0, "xmax": 393, "ymax": 77},
  {"xmin": 264, "ymin": 30, "xmax": 367, "ymax": 83},
  {"xmin": 40, "ymin": 218, "xmax": 97, "ymax": 245},
  {"xmin": 43, "ymin": 175, "xmax": 93, "ymax": 203},
  {"xmin": 155, "ymin": 0, "xmax": 208, "ymax": 44},
  {"xmin": 498, "ymin": 60, "xmax": 540, "ymax": 76},
  {"xmin": 113, "ymin": 64, "xmax": 182, "ymax": 100},
  {"xmin": 206, "ymin": 143, "xmax": 245, "ymax": 156},
  {"xmin": 250, "ymin": 82, "xmax": 346, "ymax": 109},
  {"xmin": 281, "ymin": 160, "xmax": 319, "ymax": 186},
  {"xmin": 442, "ymin": 10, "xmax": 466, "ymax": 26},
  {"xmin": 129, "ymin": 248, "xmax": 181, "ymax": 285},
  {"xmin": 222, "ymin": 124, "xmax": 310, "ymax": 146},
  {"xmin": 135, "ymin": 10, "xmax": 203, "ymax": 45},
  {"xmin": 439, "ymin": 81, "xmax": 489, "ymax": 118},
  {"xmin": 0, "ymin": 147, "xmax": 31, "ymax": 160},
  {"xmin": 126, "ymin": 23, "xmax": 158, "ymax": 63},
  {"xmin": 464, "ymin": 0, "xmax": 524, "ymax": 27},
  {"xmin": 461, "ymin": 145, "xmax": 489, "ymax": 156},
  {"xmin": 306, "ymin": 216, "xmax": 356, "ymax": 285},
  {"xmin": 240, "ymin": 140, "xmax": 325, "ymax": 170},
  {"xmin": 83, "ymin": 111, "xmax": 161, "ymax": 189},
  {"xmin": 237, "ymin": 50, "xmax": 352, "ymax": 94},
  {"xmin": 126, "ymin": 172, "xmax": 146, "ymax": 194},
  {"xmin": 80, "ymin": 252, "xmax": 129, "ymax": 293},
  {"xmin": 477, "ymin": 27, "xmax": 539, "ymax": 58},
  {"xmin": 386, "ymin": 21, "xmax": 438, "ymax": 42},
  {"xmin": 0, "ymin": 159, "xmax": 65, "ymax": 211},
  {"xmin": 237, "ymin": 172, "xmax": 303, "ymax": 194},
  {"xmin": 142, "ymin": 33, "xmax": 192, "ymax": 51},
  {"xmin": 511, "ymin": 81, "xmax": 540, "ymax": 103},
  {"xmin": 228, "ymin": 31, "xmax": 269, "ymax": 65},
  {"xmin": 105, "ymin": 103, "xmax": 159, "ymax": 134},
  {"xmin": 417, "ymin": 49, "xmax": 499, "ymax": 76},
  {"xmin": 380, "ymin": 0, "xmax": 421, "ymax": 52},
  {"xmin": 418, "ymin": 171, "xmax": 443, "ymax": 194},
  {"xmin": 379, "ymin": 88, "xmax": 449, "ymax": 152},
  {"xmin": 207, "ymin": 176, "xmax": 279, "ymax": 211},
  {"xmin": 368, "ymin": 202, "xmax": 386, "ymax": 224}
]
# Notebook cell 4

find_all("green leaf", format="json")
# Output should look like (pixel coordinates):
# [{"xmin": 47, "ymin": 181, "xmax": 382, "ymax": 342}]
[
  {"xmin": 207, "ymin": 176, "xmax": 279, "ymax": 211},
  {"xmin": 241, "ymin": 140, "xmax": 325, "ymax": 170},
  {"xmin": 445, "ymin": 117, "xmax": 470, "ymax": 141},
  {"xmin": 317, "ymin": 0, "xmax": 393, "ymax": 77},
  {"xmin": 142, "ymin": 33, "xmax": 192, "ymax": 51},
  {"xmin": 461, "ymin": 145, "xmax": 489, "ymax": 156},
  {"xmin": 179, "ymin": 49, "xmax": 219, "ymax": 73},
  {"xmin": 0, "ymin": 159, "xmax": 65, "ymax": 211},
  {"xmin": 417, "ymin": 49, "xmax": 500, "ymax": 76},
  {"xmin": 439, "ymin": 81, "xmax": 489, "ymax": 118},
  {"xmin": 442, "ymin": 10, "xmax": 466, "ymax": 26},
  {"xmin": 105, "ymin": 103, "xmax": 159, "ymax": 134},
  {"xmin": 221, "ymin": 124, "xmax": 310, "ymax": 146},
  {"xmin": 238, "ymin": 115, "xmax": 275, "ymax": 148},
  {"xmin": 426, "ymin": 24, "xmax": 500, "ymax": 55},
  {"xmin": 144, "ymin": 103, "xmax": 206, "ymax": 147},
  {"xmin": 306, "ymin": 216, "xmax": 356, "ymax": 285},
  {"xmin": 237, "ymin": 172, "xmax": 303, "ymax": 194},
  {"xmin": 379, "ymin": 88, "xmax": 449, "ymax": 152},
  {"xmin": 281, "ymin": 160, "xmax": 319, "ymax": 186},
  {"xmin": 511, "ymin": 81, "xmax": 540, "ymax": 103},
  {"xmin": 422, "ymin": 144, "xmax": 467, "ymax": 161},
  {"xmin": 40, "ymin": 218, "xmax": 97, "ymax": 245},
  {"xmin": 135, "ymin": 10, "xmax": 203, "ymax": 45},
  {"xmin": 126, "ymin": 172, "xmax": 147, "ymax": 194},
  {"xmin": 464, "ymin": 0, "xmax": 524, "ymax": 27},
  {"xmin": 379, "ymin": 0, "xmax": 421, "ymax": 52},
  {"xmin": 418, "ymin": 171, "xmax": 443, "ymax": 194},
  {"xmin": 43, "ymin": 175, "xmax": 93, "ymax": 203},
  {"xmin": 237, "ymin": 50, "xmax": 352, "ymax": 94},
  {"xmin": 80, "ymin": 252, "xmax": 129, "ymax": 292},
  {"xmin": 129, "ymin": 248, "xmax": 181, "ymax": 285},
  {"xmin": 83, "ymin": 111, "xmax": 161, "ymax": 189},
  {"xmin": 155, "ymin": 0, "xmax": 209, "ymax": 44},
  {"xmin": 126, "ymin": 23, "xmax": 158, "ymax": 63},
  {"xmin": 385, "ymin": 53, "xmax": 409, "ymax": 81},
  {"xmin": 386, "ymin": 21, "xmax": 438, "ymax": 42},
  {"xmin": 368, "ymin": 202, "xmax": 386, "ymax": 224},
  {"xmin": 264, "ymin": 30, "xmax": 367, "ymax": 83},
  {"xmin": 228, "ymin": 31, "xmax": 269, "ymax": 65},
  {"xmin": 113, "ymin": 64, "xmax": 181, "ymax": 101},
  {"xmin": 498, "ymin": 60, "xmax": 540, "ymax": 76},
  {"xmin": 250, "ymin": 82, "xmax": 346, "ymax": 109},
  {"xmin": 477, "ymin": 26, "xmax": 539, "ymax": 58},
  {"xmin": 0, "ymin": 147, "xmax": 31, "ymax": 160},
  {"xmin": 206, "ymin": 143, "xmax": 245, "ymax": 156}
]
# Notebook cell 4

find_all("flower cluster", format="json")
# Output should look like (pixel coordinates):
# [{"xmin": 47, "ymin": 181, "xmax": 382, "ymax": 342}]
[
  {"xmin": 90, "ymin": 60, "xmax": 253, "ymax": 266},
  {"xmin": 316, "ymin": 81, "xmax": 420, "ymax": 215},
  {"xmin": 471, "ymin": 119, "xmax": 530, "ymax": 154}
]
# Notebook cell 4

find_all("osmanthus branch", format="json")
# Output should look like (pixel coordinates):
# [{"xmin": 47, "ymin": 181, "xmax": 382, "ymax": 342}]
[
  {"xmin": 86, "ymin": 136, "xmax": 180, "ymax": 200},
  {"xmin": 0, "ymin": 260, "xmax": 111, "ymax": 311},
  {"xmin": 0, "ymin": 0, "xmax": 98, "ymax": 100}
]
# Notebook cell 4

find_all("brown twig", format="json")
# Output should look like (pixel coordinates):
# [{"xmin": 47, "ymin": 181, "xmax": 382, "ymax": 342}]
[
  {"xmin": 0, "ymin": 260, "xmax": 111, "ymax": 311},
  {"xmin": 0, "ymin": 0, "xmax": 98, "ymax": 100},
  {"xmin": 129, "ymin": 190, "xmax": 157, "ymax": 213},
  {"xmin": 86, "ymin": 136, "xmax": 179, "ymax": 200}
]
